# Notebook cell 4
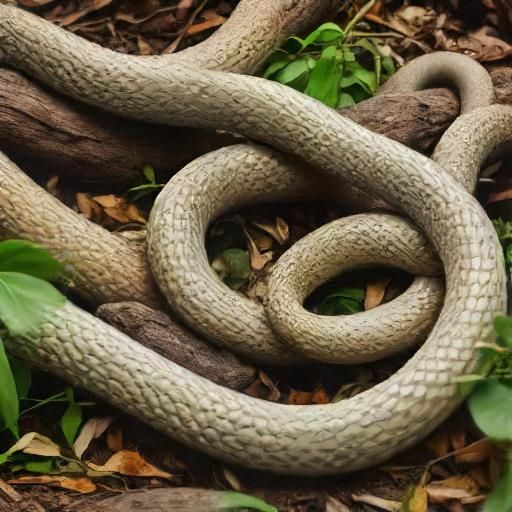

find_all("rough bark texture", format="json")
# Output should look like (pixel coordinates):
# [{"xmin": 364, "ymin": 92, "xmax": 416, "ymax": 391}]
[
  {"xmin": 64, "ymin": 488, "xmax": 234, "ymax": 512},
  {"xmin": 96, "ymin": 302, "xmax": 257, "ymax": 391},
  {"xmin": 0, "ymin": 480, "xmax": 45, "ymax": 512},
  {"xmin": 7, "ymin": 67, "xmax": 512, "ymax": 185},
  {"xmin": 0, "ymin": 67, "xmax": 235, "ymax": 185}
]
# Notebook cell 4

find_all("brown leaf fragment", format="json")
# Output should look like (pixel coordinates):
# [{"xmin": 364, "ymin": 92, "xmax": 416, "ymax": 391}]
[
  {"xmin": 454, "ymin": 440, "xmax": 493, "ymax": 464},
  {"xmin": 9, "ymin": 476, "xmax": 96, "ymax": 494},
  {"xmin": 60, "ymin": 0, "xmax": 113, "ymax": 26},
  {"xmin": 186, "ymin": 11, "xmax": 226, "ymax": 36},
  {"xmin": 89, "ymin": 450, "xmax": 173, "ymax": 479},
  {"xmin": 92, "ymin": 195, "xmax": 146, "ymax": 224},
  {"xmin": 288, "ymin": 389, "xmax": 313, "ymax": 405},
  {"xmin": 311, "ymin": 386, "xmax": 330, "ymax": 404},
  {"xmin": 426, "ymin": 475, "xmax": 480, "ymax": 503},
  {"xmin": 252, "ymin": 217, "xmax": 289, "ymax": 245},
  {"xmin": 74, "ymin": 416, "xmax": 114, "ymax": 460},
  {"xmin": 365, "ymin": 277, "xmax": 391, "ymax": 310},
  {"xmin": 137, "ymin": 36, "xmax": 153, "ymax": 55}
]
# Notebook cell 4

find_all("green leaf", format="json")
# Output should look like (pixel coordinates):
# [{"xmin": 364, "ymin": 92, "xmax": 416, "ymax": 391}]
[
  {"xmin": 61, "ymin": 388, "xmax": 82, "ymax": 447},
  {"xmin": 126, "ymin": 183, "xmax": 164, "ymax": 202},
  {"xmin": 142, "ymin": 164, "xmax": 156, "ymax": 184},
  {"xmin": 0, "ymin": 338, "xmax": 19, "ymax": 437},
  {"xmin": 0, "ymin": 241, "xmax": 62, "ymax": 281},
  {"xmin": 318, "ymin": 287, "xmax": 365, "ymax": 316},
  {"xmin": 468, "ymin": 380, "xmax": 512, "ymax": 441},
  {"xmin": 495, "ymin": 316, "xmax": 512, "ymax": 348},
  {"xmin": 341, "ymin": 61, "xmax": 378, "ymax": 95},
  {"xmin": 19, "ymin": 458, "xmax": 55, "ymax": 474},
  {"xmin": 262, "ymin": 54, "xmax": 292, "ymax": 79},
  {"xmin": 211, "ymin": 249, "xmax": 251, "ymax": 291},
  {"xmin": 301, "ymin": 22, "xmax": 344, "ymax": 47},
  {"xmin": 482, "ymin": 459, "xmax": 512, "ymax": 512},
  {"xmin": 274, "ymin": 57, "xmax": 310, "ymax": 91},
  {"xmin": 220, "ymin": 491, "xmax": 278, "ymax": 512},
  {"xmin": 381, "ymin": 55, "xmax": 395, "ymax": 81},
  {"xmin": 350, "ymin": 38, "xmax": 382, "ymax": 85},
  {"xmin": 304, "ymin": 45, "xmax": 342, "ymax": 108},
  {"xmin": 337, "ymin": 92, "xmax": 356, "ymax": 108},
  {"xmin": 10, "ymin": 358, "xmax": 31, "ymax": 400},
  {"xmin": 0, "ymin": 272, "xmax": 65, "ymax": 337}
]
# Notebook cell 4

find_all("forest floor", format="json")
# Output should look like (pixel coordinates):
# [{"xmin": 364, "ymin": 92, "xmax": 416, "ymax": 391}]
[{"xmin": 1, "ymin": 0, "xmax": 512, "ymax": 511}]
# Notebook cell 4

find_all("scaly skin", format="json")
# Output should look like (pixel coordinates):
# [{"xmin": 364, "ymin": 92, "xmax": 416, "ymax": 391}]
[{"xmin": 0, "ymin": 6, "xmax": 507, "ymax": 474}]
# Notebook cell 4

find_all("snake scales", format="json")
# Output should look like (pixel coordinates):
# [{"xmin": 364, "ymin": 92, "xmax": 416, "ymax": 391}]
[{"xmin": 0, "ymin": 2, "xmax": 509, "ymax": 474}]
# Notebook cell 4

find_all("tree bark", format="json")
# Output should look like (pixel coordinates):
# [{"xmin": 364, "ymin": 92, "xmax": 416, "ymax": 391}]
[
  {"xmin": 96, "ymin": 302, "xmax": 256, "ymax": 391},
  {"xmin": 9, "ymin": 67, "xmax": 512, "ymax": 187}
]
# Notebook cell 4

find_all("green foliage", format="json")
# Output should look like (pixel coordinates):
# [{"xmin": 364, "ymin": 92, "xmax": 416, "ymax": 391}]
[
  {"xmin": 466, "ymin": 316, "xmax": 512, "ymax": 511},
  {"xmin": 211, "ymin": 248, "xmax": 251, "ymax": 291},
  {"xmin": 220, "ymin": 491, "xmax": 278, "ymax": 512},
  {"xmin": 126, "ymin": 165, "xmax": 164, "ymax": 201},
  {"xmin": 317, "ymin": 287, "xmax": 365, "ymax": 316},
  {"xmin": 61, "ymin": 388, "xmax": 83, "ymax": 447},
  {"xmin": 262, "ymin": 1, "xmax": 394, "ymax": 108},
  {"xmin": 493, "ymin": 218, "xmax": 512, "ymax": 272},
  {"xmin": 0, "ymin": 241, "xmax": 65, "ymax": 437}
]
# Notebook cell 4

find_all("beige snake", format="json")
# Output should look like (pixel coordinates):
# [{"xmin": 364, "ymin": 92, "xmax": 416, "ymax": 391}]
[{"xmin": 0, "ymin": 3, "xmax": 509, "ymax": 475}]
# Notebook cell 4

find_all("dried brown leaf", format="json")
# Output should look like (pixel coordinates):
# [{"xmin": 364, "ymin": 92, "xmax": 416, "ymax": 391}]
[
  {"xmin": 93, "ymin": 195, "xmax": 146, "ymax": 224},
  {"xmin": 60, "ymin": 0, "xmax": 113, "ymax": 26},
  {"xmin": 8, "ymin": 476, "xmax": 96, "ymax": 494},
  {"xmin": 288, "ymin": 390, "xmax": 313, "ymax": 405},
  {"xmin": 454, "ymin": 440, "xmax": 493, "ymax": 464},
  {"xmin": 424, "ymin": 428, "xmax": 450, "ymax": 458},
  {"xmin": 74, "ymin": 417, "xmax": 114, "ymax": 460},
  {"xmin": 365, "ymin": 277, "xmax": 391, "ymax": 310},
  {"xmin": 426, "ymin": 475, "xmax": 480, "ymax": 503},
  {"xmin": 89, "ymin": 450, "xmax": 172, "ymax": 479}
]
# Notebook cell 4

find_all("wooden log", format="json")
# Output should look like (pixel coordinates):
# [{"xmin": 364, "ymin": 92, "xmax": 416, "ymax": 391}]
[
  {"xmin": 96, "ymin": 302, "xmax": 257, "ymax": 391},
  {"xmin": 10, "ymin": 66, "xmax": 512, "ymax": 186}
]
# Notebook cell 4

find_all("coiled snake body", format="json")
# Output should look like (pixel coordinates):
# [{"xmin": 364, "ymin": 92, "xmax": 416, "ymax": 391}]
[{"xmin": 0, "ymin": 3, "xmax": 509, "ymax": 475}]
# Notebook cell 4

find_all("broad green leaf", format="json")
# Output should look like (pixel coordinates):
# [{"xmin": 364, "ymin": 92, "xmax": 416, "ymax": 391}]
[
  {"xmin": 220, "ymin": 491, "xmax": 278, "ymax": 512},
  {"xmin": 211, "ymin": 249, "xmax": 251, "ymax": 291},
  {"xmin": 0, "ymin": 241, "xmax": 62, "ymax": 281},
  {"xmin": 482, "ymin": 459, "xmax": 512, "ymax": 512},
  {"xmin": 468, "ymin": 380, "xmax": 512, "ymax": 441},
  {"xmin": 61, "ymin": 388, "xmax": 83, "ymax": 447},
  {"xmin": 351, "ymin": 38, "xmax": 382, "ymax": 84},
  {"xmin": 263, "ymin": 54, "xmax": 291, "ymax": 78},
  {"xmin": 301, "ymin": 22, "xmax": 344, "ymax": 47},
  {"xmin": 0, "ymin": 338, "xmax": 19, "ymax": 438},
  {"xmin": 142, "ymin": 164, "xmax": 156, "ymax": 184},
  {"xmin": 274, "ymin": 58, "xmax": 310, "ymax": 91},
  {"xmin": 0, "ymin": 272, "xmax": 65, "ymax": 336},
  {"xmin": 10, "ymin": 358, "xmax": 31, "ymax": 400},
  {"xmin": 16, "ymin": 458, "xmax": 55, "ymax": 474},
  {"xmin": 304, "ymin": 45, "xmax": 342, "ymax": 108},
  {"xmin": 495, "ymin": 316, "xmax": 512, "ymax": 348},
  {"xmin": 318, "ymin": 287, "xmax": 365, "ymax": 316},
  {"xmin": 337, "ymin": 92, "xmax": 356, "ymax": 108},
  {"xmin": 340, "ymin": 61, "xmax": 378, "ymax": 95}
]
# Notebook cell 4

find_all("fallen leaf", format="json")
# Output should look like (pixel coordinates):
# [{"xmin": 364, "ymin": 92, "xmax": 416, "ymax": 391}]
[
  {"xmin": 454, "ymin": 440, "xmax": 493, "ymax": 464},
  {"xmin": 288, "ymin": 390, "xmax": 313, "ymax": 405},
  {"xmin": 252, "ymin": 217, "xmax": 289, "ymax": 245},
  {"xmin": 426, "ymin": 475, "xmax": 480, "ymax": 503},
  {"xmin": 186, "ymin": 10, "xmax": 226, "ymax": 36},
  {"xmin": 88, "ymin": 450, "xmax": 173, "ymax": 479},
  {"xmin": 9, "ymin": 475, "xmax": 96, "ymax": 494},
  {"xmin": 365, "ymin": 277, "xmax": 391, "ymax": 310},
  {"xmin": 351, "ymin": 493, "xmax": 401, "ymax": 511},
  {"xmin": 74, "ymin": 417, "xmax": 114, "ymax": 459},
  {"xmin": 424, "ymin": 428, "xmax": 450, "ymax": 458},
  {"xmin": 1, "ymin": 433, "xmax": 61, "ymax": 462},
  {"xmin": 92, "ymin": 195, "xmax": 146, "ymax": 224},
  {"xmin": 59, "ymin": 0, "xmax": 113, "ymax": 26}
]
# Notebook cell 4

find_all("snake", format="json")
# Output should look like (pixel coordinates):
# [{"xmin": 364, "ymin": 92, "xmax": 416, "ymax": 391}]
[{"xmin": 0, "ymin": 3, "xmax": 509, "ymax": 475}]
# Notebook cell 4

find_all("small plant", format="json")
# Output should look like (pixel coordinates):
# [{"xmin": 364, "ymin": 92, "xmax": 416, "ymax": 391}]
[
  {"xmin": 261, "ymin": 0, "xmax": 394, "ymax": 108},
  {"xmin": 0, "ymin": 240, "xmax": 66, "ymax": 438},
  {"xmin": 460, "ymin": 316, "xmax": 512, "ymax": 512},
  {"xmin": 125, "ymin": 164, "xmax": 164, "ymax": 201}
]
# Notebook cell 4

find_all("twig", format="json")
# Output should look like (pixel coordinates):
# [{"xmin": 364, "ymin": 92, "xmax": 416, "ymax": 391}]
[{"xmin": 163, "ymin": 0, "xmax": 208, "ymax": 54}]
